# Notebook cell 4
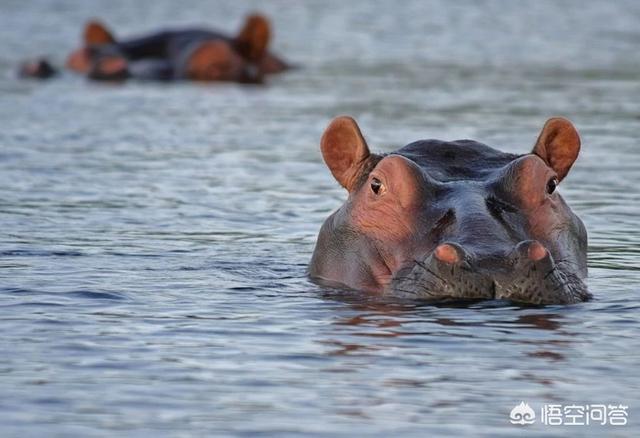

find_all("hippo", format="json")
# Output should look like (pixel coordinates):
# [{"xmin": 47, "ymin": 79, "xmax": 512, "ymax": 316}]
[
  {"xmin": 309, "ymin": 116, "xmax": 590, "ymax": 305},
  {"xmin": 68, "ymin": 14, "xmax": 288, "ymax": 83},
  {"xmin": 21, "ymin": 13, "xmax": 290, "ymax": 83}
]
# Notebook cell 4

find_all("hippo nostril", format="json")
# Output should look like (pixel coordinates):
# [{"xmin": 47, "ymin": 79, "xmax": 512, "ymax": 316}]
[
  {"xmin": 434, "ymin": 243, "xmax": 465, "ymax": 264},
  {"xmin": 515, "ymin": 240, "xmax": 548, "ymax": 262},
  {"xmin": 527, "ymin": 241, "xmax": 548, "ymax": 261}
]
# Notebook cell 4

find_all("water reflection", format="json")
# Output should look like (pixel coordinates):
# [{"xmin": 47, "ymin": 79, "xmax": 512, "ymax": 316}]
[{"xmin": 320, "ymin": 294, "xmax": 574, "ymax": 371}]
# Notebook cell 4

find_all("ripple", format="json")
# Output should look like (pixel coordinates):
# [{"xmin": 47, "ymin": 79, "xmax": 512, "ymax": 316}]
[
  {"xmin": 0, "ymin": 249, "xmax": 86, "ymax": 257},
  {"xmin": 65, "ymin": 290, "xmax": 128, "ymax": 301}
]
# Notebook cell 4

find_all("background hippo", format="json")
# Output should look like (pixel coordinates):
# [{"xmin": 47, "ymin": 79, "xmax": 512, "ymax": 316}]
[
  {"xmin": 68, "ymin": 14, "xmax": 289, "ymax": 82},
  {"xmin": 310, "ymin": 116, "xmax": 590, "ymax": 305},
  {"xmin": 22, "ymin": 13, "xmax": 289, "ymax": 83}
]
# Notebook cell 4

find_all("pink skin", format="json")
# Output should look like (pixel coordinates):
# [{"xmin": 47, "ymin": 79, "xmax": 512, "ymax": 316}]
[
  {"xmin": 66, "ymin": 48, "xmax": 92, "ymax": 73},
  {"xmin": 347, "ymin": 155, "xmax": 429, "ymax": 289}
]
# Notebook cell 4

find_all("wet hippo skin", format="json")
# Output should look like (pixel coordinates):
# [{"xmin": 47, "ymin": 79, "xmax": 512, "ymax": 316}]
[{"xmin": 310, "ymin": 116, "xmax": 590, "ymax": 305}]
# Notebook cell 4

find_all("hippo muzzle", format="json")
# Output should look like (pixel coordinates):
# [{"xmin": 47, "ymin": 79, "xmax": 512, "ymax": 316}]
[{"xmin": 390, "ymin": 241, "xmax": 590, "ymax": 304}]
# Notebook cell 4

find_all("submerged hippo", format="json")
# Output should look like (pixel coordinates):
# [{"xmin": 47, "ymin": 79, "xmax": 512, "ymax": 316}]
[
  {"xmin": 21, "ymin": 13, "xmax": 290, "ymax": 83},
  {"xmin": 310, "ymin": 116, "xmax": 590, "ymax": 305}
]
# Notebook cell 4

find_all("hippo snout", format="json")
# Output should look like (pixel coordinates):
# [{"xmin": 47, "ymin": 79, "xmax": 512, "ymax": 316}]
[{"xmin": 390, "ymin": 240, "xmax": 591, "ymax": 305}]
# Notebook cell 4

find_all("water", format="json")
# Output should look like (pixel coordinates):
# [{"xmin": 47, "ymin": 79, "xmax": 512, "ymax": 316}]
[{"xmin": 1, "ymin": 0, "xmax": 639, "ymax": 436}]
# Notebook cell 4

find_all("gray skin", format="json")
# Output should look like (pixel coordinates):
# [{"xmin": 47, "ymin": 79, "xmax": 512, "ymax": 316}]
[{"xmin": 309, "ymin": 116, "xmax": 590, "ymax": 305}]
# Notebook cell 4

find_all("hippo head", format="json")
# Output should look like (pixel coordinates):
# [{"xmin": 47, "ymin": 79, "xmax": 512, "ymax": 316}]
[
  {"xmin": 183, "ymin": 40, "xmax": 263, "ymax": 84},
  {"xmin": 181, "ymin": 13, "xmax": 271, "ymax": 83},
  {"xmin": 310, "ymin": 116, "xmax": 590, "ymax": 305}
]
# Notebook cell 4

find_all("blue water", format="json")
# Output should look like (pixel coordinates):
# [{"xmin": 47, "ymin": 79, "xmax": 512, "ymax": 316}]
[{"xmin": 1, "ymin": 0, "xmax": 639, "ymax": 436}]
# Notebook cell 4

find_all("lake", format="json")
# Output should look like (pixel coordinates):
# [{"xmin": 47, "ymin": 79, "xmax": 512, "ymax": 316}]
[{"xmin": 0, "ymin": 0, "xmax": 639, "ymax": 436}]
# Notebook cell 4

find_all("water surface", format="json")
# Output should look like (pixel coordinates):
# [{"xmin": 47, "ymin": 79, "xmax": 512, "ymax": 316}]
[{"xmin": 1, "ymin": 0, "xmax": 639, "ymax": 436}]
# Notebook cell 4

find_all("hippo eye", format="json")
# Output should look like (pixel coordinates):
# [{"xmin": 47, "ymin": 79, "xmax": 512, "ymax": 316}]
[
  {"xmin": 370, "ymin": 177, "xmax": 383, "ymax": 195},
  {"xmin": 546, "ymin": 177, "xmax": 558, "ymax": 195}
]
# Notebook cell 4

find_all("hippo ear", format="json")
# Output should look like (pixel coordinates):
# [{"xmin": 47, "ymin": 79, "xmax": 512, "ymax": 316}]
[
  {"xmin": 84, "ymin": 20, "xmax": 116, "ymax": 45},
  {"xmin": 532, "ymin": 117, "xmax": 581, "ymax": 182},
  {"xmin": 234, "ymin": 14, "xmax": 271, "ymax": 61},
  {"xmin": 321, "ymin": 116, "xmax": 372, "ymax": 191}
]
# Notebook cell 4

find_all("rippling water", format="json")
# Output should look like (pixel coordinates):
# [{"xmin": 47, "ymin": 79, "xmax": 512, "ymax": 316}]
[{"xmin": 1, "ymin": 0, "xmax": 639, "ymax": 436}]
